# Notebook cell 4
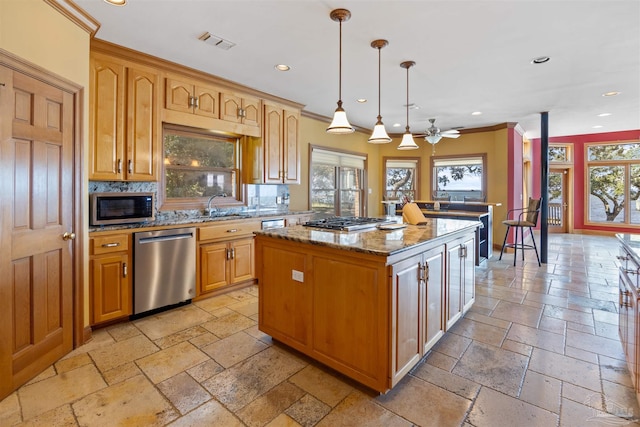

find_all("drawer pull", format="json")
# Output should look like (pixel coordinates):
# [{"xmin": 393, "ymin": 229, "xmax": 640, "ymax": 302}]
[
  {"xmin": 227, "ymin": 229, "xmax": 238, "ymax": 233},
  {"xmin": 102, "ymin": 242, "xmax": 121, "ymax": 248}
]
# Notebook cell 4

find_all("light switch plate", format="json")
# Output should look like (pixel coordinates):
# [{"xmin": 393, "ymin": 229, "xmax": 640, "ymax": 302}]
[{"xmin": 292, "ymin": 270, "xmax": 304, "ymax": 282}]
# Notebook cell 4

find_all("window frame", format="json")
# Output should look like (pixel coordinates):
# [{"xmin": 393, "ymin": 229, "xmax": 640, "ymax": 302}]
[
  {"xmin": 584, "ymin": 141, "xmax": 640, "ymax": 227},
  {"xmin": 383, "ymin": 156, "xmax": 421, "ymax": 202},
  {"xmin": 430, "ymin": 153, "xmax": 487, "ymax": 201},
  {"xmin": 308, "ymin": 145, "xmax": 368, "ymax": 217},
  {"xmin": 159, "ymin": 124, "xmax": 244, "ymax": 212}
]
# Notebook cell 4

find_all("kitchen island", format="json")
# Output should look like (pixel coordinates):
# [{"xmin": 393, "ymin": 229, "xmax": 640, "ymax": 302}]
[{"xmin": 255, "ymin": 217, "xmax": 480, "ymax": 393}]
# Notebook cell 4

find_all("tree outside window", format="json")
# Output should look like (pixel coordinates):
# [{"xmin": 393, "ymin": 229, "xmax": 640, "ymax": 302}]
[
  {"xmin": 384, "ymin": 158, "xmax": 419, "ymax": 201},
  {"xmin": 586, "ymin": 143, "xmax": 640, "ymax": 225},
  {"xmin": 431, "ymin": 155, "xmax": 486, "ymax": 201}
]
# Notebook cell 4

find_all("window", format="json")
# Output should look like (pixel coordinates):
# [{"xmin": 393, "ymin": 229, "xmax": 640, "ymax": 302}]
[
  {"xmin": 586, "ymin": 142, "xmax": 640, "ymax": 225},
  {"xmin": 384, "ymin": 157, "xmax": 419, "ymax": 201},
  {"xmin": 549, "ymin": 144, "xmax": 572, "ymax": 163},
  {"xmin": 310, "ymin": 147, "xmax": 366, "ymax": 217},
  {"xmin": 431, "ymin": 154, "xmax": 486, "ymax": 201},
  {"xmin": 162, "ymin": 125, "xmax": 240, "ymax": 210}
]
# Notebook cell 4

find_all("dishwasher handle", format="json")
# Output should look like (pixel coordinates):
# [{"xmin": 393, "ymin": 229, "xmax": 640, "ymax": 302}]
[{"xmin": 138, "ymin": 232, "xmax": 194, "ymax": 244}]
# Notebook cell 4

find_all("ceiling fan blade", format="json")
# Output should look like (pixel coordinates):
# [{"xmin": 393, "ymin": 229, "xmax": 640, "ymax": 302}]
[
  {"xmin": 442, "ymin": 133, "xmax": 461, "ymax": 139},
  {"xmin": 441, "ymin": 129, "xmax": 460, "ymax": 135}
]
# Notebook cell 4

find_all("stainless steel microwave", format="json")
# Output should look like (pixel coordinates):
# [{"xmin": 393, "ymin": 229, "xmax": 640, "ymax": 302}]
[{"xmin": 90, "ymin": 192, "xmax": 155, "ymax": 226}]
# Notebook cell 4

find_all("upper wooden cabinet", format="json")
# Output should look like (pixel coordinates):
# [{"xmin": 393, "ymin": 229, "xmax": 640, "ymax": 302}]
[
  {"xmin": 90, "ymin": 53, "xmax": 159, "ymax": 181},
  {"xmin": 263, "ymin": 102, "xmax": 300, "ymax": 184},
  {"xmin": 220, "ymin": 91, "xmax": 261, "ymax": 128},
  {"xmin": 165, "ymin": 77, "xmax": 220, "ymax": 118}
]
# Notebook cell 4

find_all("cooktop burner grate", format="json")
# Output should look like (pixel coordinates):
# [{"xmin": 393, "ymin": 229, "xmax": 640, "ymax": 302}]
[{"xmin": 303, "ymin": 216, "xmax": 393, "ymax": 231}]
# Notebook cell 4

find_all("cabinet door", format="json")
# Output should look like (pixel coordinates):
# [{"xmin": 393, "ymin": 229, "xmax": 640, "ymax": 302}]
[
  {"xmin": 446, "ymin": 242, "xmax": 463, "ymax": 330},
  {"xmin": 423, "ymin": 245, "xmax": 445, "ymax": 353},
  {"xmin": 90, "ymin": 55, "xmax": 125, "ymax": 180},
  {"xmin": 165, "ymin": 77, "xmax": 194, "ymax": 113},
  {"xmin": 91, "ymin": 254, "xmax": 131, "ymax": 324},
  {"xmin": 390, "ymin": 254, "xmax": 422, "ymax": 383},
  {"xmin": 126, "ymin": 67, "xmax": 158, "ymax": 181},
  {"xmin": 194, "ymin": 84, "xmax": 220, "ymax": 118},
  {"xmin": 220, "ymin": 92, "xmax": 242, "ymax": 123},
  {"xmin": 241, "ymin": 96, "xmax": 261, "ymax": 127},
  {"xmin": 263, "ymin": 103, "xmax": 284, "ymax": 183},
  {"xmin": 461, "ymin": 234, "xmax": 476, "ymax": 313},
  {"xmin": 283, "ymin": 108, "xmax": 300, "ymax": 184},
  {"xmin": 200, "ymin": 242, "xmax": 230, "ymax": 293},
  {"xmin": 229, "ymin": 238, "xmax": 255, "ymax": 284}
]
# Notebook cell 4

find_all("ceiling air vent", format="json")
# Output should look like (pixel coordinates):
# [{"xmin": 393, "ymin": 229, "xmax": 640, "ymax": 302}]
[{"xmin": 198, "ymin": 32, "xmax": 236, "ymax": 50}]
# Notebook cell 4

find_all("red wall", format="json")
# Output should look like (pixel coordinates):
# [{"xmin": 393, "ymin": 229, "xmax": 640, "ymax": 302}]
[{"xmin": 531, "ymin": 129, "xmax": 640, "ymax": 234}]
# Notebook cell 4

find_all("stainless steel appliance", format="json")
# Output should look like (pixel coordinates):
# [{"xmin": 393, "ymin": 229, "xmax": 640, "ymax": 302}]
[
  {"xmin": 91, "ymin": 192, "xmax": 154, "ymax": 226},
  {"xmin": 303, "ymin": 216, "xmax": 393, "ymax": 231},
  {"xmin": 261, "ymin": 218, "xmax": 285, "ymax": 230},
  {"xmin": 133, "ymin": 227, "xmax": 196, "ymax": 315}
]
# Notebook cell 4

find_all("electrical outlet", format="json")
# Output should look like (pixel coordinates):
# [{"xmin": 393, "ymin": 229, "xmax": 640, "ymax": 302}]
[{"xmin": 292, "ymin": 270, "xmax": 304, "ymax": 282}]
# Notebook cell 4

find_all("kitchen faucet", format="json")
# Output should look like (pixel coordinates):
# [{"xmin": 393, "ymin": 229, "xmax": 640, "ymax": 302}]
[{"xmin": 207, "ymin": 193, "xmax": 227, "ymax": 216}]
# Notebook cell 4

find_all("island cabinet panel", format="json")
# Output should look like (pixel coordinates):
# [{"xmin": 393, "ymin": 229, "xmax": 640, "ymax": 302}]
[
  {"xmin": 259, "ymin": 244, "xmax": 311, "ymax": 348},
  {"xmin": 390, "ymin": 254, "xmax": 423, "ymax": 384},
  {"xmin": 312, "ymin": 256, "xmax": 388, "ymax": 388},
  {"xmin": 423, "ymin": 244, "xmax": 446, "ymax": 353},
  {"xmin": 446, "ymin": 234, "xmax": 476, "ymax": 330}
]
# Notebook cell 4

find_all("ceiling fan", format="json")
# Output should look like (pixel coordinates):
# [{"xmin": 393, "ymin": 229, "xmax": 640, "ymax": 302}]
[{"xmin": 415, "ymin": 118, "xmax": 461, "ymax": 153}]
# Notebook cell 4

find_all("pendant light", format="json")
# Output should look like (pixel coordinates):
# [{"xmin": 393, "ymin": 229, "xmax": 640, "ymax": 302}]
[
  {"xmin": 327, "ymin": 9, "xmax": 355, "ymax": 134},
  {"xmin": 397, "ymin": 61, "xmax": 419, "ymax": 150},
  {"xmin": 368, "ymin": 39, "xmax": 391, "ymax": 143}
]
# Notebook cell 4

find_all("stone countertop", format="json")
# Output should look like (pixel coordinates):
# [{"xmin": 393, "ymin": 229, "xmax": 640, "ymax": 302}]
[
  {"xmin": 254, "ymin": 217, "xmax": 480, "ymax": 257},
  {"xmin": 617, "ymin": 233, "xmax": 640, "ymax": 266},
  {"xmin": 89, "ymin": 210, "xmax": 314, "ymax": 233},
  {"xmin": 419, "ymin": 209, "xmax": 489, "ymax": 218}
]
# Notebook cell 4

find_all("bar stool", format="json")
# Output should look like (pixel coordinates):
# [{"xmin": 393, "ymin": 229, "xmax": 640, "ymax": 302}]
[{"xmin": 499, "ymin": 197, "xmax": 542, "ymax": 266}]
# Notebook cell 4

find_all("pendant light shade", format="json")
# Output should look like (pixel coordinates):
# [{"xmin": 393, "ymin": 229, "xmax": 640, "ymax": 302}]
[
  {"xmin": 397, "ymin": 61, "xmax": 418, "ymax": 150},
  {"xmin": 327, "ymin": 9, "xmax": 355, "ymax": 134},
  {"xmin": 368, "ymin": 39, "xmax": 391, "ymax": 143}
]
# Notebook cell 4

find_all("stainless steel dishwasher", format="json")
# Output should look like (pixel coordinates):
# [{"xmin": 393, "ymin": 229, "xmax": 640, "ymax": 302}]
[{"xmin": 133, "ymin": 227, "xmax": 196, "ymax": 315}]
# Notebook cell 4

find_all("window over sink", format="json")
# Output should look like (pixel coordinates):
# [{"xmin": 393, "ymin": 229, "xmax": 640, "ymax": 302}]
[{"xmin": 160, "ymin": 124, "xmax": 241, "ymax": 211}]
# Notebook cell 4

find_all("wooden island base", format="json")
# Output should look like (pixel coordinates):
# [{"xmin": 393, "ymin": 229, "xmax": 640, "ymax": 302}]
[{"xmin": 255, "ymin": 219, "xmax": 478, "ymax": 393}]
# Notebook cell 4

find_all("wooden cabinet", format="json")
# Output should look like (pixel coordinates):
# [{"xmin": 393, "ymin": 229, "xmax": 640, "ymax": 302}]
[
  {"xmin": 198, "ymin": 219, "xmax": 261, "ymax": 296},
  {"xmin": 446, "ymin": 234, "xmax": 476, "ymax": 329},
  {"xmin": 90, "ymin": 233, "xmax": 132, "ymax": 325},
  {"xmin": 263, "ymin": 102, "xmax": 300, "ymax": 184},
  {"xmin": 221, "ymin": 91, "xmax": 261, "ymax": 128},
  {"xmin": 165, "ymin": 77, "xmax": 220, "ymax": 118},
  {"xmin": 618, "ymin": 239, "xmax": 640, "ymax": 406},
  {"xmin": 89, "ymin": 53, "xmax": 158, "ymax": 181}
]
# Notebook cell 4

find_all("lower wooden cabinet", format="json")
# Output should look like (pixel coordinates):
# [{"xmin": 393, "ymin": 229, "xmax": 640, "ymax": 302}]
[
  {"xmin": 446, "ymin": 234, "xmax": 476, "ymax": 329},
  {"xmin": 90, "ymin": 234, "xmax": 132, "ymax": 325},
  {"xmin": 200, "ymin": 237, "xmax": 255, "ymax": 294}
]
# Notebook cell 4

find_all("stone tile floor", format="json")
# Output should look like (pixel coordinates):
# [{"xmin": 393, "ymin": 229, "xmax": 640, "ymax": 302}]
[{"xmin": 1, "ymin": 233, "xmax": 639, "ymax": 426}]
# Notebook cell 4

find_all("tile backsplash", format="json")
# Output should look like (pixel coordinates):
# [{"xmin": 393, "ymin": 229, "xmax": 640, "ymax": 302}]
[{"xmin": 89, "ymin": 181, "xmax": 290, "ymax": 221}]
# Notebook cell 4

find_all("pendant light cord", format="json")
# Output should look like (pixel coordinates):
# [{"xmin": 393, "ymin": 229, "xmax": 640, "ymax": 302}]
[
  {"xmin": 338, "ymin": 18, "xmax": 343, "ymax": 106},
  {"xmin": 405, "ymin": 65, "xmax": 410, "ymax": 133},
  {"xmin": 377, "ymin": 46, "xmax": 382, "ymax": 121}
]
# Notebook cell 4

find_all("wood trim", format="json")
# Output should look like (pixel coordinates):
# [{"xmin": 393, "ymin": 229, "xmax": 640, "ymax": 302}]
[
  {"xmin": 91, "ymin": 39, "xmax": 305, "ymax": 110},
  {"xmin": 0, "ymin": 50, "xmax": 86, "ymax": 349},
  {"xmin": 44, "ymin": 0, "xmax": 100, "ymax": 36}
]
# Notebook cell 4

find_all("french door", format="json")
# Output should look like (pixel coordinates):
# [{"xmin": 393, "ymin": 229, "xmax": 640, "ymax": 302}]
[{"xmin": 548, "ymin": 168, "xmax": 569, "ymax": 233}]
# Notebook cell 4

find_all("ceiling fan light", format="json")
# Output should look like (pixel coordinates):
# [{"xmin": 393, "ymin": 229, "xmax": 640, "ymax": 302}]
[
  {"xmin": 327, "ymin": 106, "xmax": 355, "ymax": 134},
  {"xmin": 398, "ymin": 132, "xmax": 419, "ymax": 150},
  {"xmin": 368, "ymin": 122, "xmax": 392, "ymax": 143},
  {"xmin": 425, "ymin": 134, "xmax": 442, "ymax": 145}
]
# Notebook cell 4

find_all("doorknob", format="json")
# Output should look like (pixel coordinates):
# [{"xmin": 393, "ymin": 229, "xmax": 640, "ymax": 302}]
[{"xmin": 62, "ymin": 232, "xmax": 76, "ymax": 241}]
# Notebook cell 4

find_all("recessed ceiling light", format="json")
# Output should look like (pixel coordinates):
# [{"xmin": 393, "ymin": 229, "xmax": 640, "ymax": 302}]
[
  {"xmin": 392, "ymin": 123, "xmax": 402, "ymax": 128},
  {"xmin": 531, "ymin": 56, "xmax": 550, "ymax": 64},
  {"xmin": 592, "ymin": 125, "xmax": 603, "ymax": 129},
  {"xmin": 597, "ymin": 113, "xmax": 612, "ymax": 117},
  {"xmin": 471, "ymin": 111, "xmax": 482, "ymax": 116},
  {"xmin": 104, "ymin": 0, "xmax": 126, "ymax": 5},
  {"xmin": 602, "ymin": 91, "xmax": 620, "ymax": 97},
  {"xmin": 274, "ymin": 64, "xmax": 290, "ymax": 71},
  {"xmin": 357, "ymin": 98, "xmax": 367, "ymax": 103}
]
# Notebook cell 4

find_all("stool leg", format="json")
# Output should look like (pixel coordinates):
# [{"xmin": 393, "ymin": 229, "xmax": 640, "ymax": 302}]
[
  {"xmin": 499, "ymin": 225, "xmax": 510, "ymax": 260},
  {"xmin": 529, "ymin": 226, "xmax": 541, "ymax": 266},
  {"xmin": 513, "ymin": 224, "xmax": 518, "ymax": 266},
  {"xmin": 521, "ymin": 226, "xmax": 525, "ymax": 262}
]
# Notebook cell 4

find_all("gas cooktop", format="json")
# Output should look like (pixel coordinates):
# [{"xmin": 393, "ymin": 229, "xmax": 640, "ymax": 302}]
[{"xmin": 303, "ymin": 216, "xmax": 394, "ymax": 231}]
